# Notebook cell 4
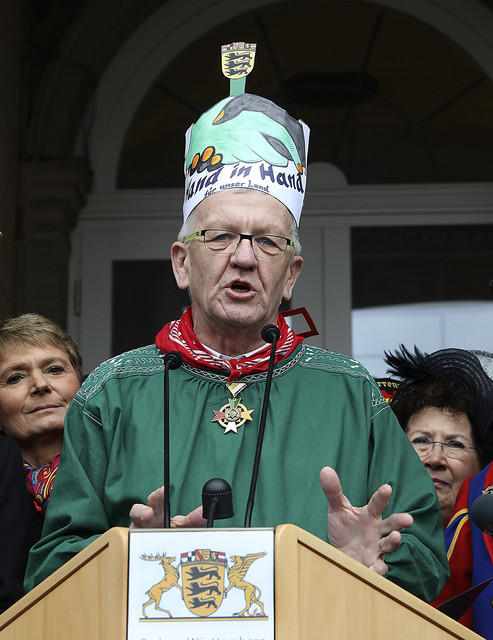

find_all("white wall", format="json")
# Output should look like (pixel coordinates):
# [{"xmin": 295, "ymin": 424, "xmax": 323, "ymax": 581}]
[{"xmin": 352, "ymin": 300, "xmax": 493, "ymax": 377}]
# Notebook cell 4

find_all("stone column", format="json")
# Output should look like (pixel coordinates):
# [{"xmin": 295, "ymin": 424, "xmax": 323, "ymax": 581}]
[
  {"xmin": 18, "ymin": 159, "xmax": 92, "ymax": 328},
  {"xmin": 0, "ymin": 0, "xmax": 21, "ymax": 320}
]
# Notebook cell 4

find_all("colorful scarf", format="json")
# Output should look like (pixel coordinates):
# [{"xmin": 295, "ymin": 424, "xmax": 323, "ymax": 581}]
[
  {"xmin": 23, "ymin": 454, "xmax": 60, "ymax": 519},
  {"xmin": 432, "ymin": 462, "xmax": 493, "ymax": 638},
  {"xmin": 155, "ymin": 307, "xmax": 303, "ymax": 381}
]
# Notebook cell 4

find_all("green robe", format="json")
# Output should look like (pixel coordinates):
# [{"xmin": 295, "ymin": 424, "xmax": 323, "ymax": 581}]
[{"xmin": 24, "ymin": 343, "xmax": 448, "ymax": 600}]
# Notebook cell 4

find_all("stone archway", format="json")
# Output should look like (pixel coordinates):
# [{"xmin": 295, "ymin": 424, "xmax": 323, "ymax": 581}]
[{"xmin": 85, "ymin": 0, "xmax": 493, "ymax": 191}]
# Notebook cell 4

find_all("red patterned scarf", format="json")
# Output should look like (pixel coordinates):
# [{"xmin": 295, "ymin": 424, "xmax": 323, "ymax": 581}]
[
  {"xmin": 23, "ymin": 454, "xmax": 60, "ymax": 519},
  {"xmin": 155, "ymin": 307, "xmax": 303, "ymax": 381}
]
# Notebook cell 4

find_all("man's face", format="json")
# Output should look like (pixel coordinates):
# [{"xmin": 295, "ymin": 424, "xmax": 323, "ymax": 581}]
[{"xmin": 171, "ymin": 190, "xmax": 303, "ymax": 346}]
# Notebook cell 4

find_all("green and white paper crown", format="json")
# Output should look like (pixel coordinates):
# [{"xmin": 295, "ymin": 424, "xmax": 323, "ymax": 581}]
[{"xmin": 183, "ymin": 42, "xmax": 310, "ymax": 225}]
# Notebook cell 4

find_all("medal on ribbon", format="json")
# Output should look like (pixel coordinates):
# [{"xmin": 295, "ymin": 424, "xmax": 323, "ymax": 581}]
[{"xmin": 212, "ymin": 382, "xmax": 254, "ymax": 433}]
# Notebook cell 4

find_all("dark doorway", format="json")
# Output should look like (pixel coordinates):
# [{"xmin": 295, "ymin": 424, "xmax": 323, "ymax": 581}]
[{"xmin": 112, "ymin": 259, "xmax": 189, "ymax": 355}]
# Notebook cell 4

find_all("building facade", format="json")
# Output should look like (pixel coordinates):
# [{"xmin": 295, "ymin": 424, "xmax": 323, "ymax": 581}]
[{"xmin": 1, "ymin": 0, "xmax": 492, "ymax": 374}]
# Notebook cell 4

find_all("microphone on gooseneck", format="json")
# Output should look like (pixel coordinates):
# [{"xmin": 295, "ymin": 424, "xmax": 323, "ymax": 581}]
[
  {"xmin": 244, "ymin": 323, "xmax": 281, "ymax": 527},
  {"xmin": 470, "ymin": 493, "xmax": 493, "ymax": 536},
  {"xmin": 202, "ymin": 478, "xmax": 234, "ymax": 527},
  {"xmin": 163, "ymin": 351, "xmax": 183, "ymax": 528}
]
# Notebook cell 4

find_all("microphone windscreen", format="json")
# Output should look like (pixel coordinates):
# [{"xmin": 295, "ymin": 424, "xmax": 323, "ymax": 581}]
[
  {"xmin": 164, "ymin": 351, "xmax": 183, "ymax": 370},
  {"xmin": 261, "ymin": 324, "xmax": 280, "ymax": 344},
  {"xmin": 202, "ymin": 478, "xmax": 234, "ymax": 520},
  {"xmin": 470, "ymin": 493, "xmax": 493, "ymax": 536}
]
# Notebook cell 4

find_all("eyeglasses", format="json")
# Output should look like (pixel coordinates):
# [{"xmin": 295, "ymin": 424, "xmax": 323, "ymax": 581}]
[
  {"xmin": 184, "ymin": 229, "xmax": 295, "ymax": 260},
  {"xmin": 409, "ymin": 437, "xmax": 477, "ymax": 460}
]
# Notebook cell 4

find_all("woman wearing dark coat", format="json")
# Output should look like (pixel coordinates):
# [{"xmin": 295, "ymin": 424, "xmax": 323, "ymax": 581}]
[
  {"xmin": 0, "ymin": 313, "xmax": 82, "ymax": 614},
  {"xmin": 0, "ymin": 436, "xmax": 36, "ymax": 614}
]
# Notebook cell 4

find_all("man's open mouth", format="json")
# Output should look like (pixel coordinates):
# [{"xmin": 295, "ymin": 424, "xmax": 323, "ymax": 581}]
[{"xmin": 231, "ymin": 282, "xmax": 251, "ymax": 292}]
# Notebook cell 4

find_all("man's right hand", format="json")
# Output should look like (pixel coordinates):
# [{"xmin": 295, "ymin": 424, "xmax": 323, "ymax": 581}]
[{"xmin": 129, "ymin": 486, "xmax": 206, "ymax": 528}]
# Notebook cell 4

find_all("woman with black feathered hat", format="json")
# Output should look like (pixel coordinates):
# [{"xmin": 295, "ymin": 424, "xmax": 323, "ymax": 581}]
[{"xmin": 385, "ymin": 345, "xmax": 493, "ymax": 529}]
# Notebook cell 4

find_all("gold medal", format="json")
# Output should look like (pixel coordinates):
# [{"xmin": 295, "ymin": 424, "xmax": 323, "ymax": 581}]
[
  {"xmin": 212, "ymin": 383, "xmax": 254, "ymax": 433},
  {"xmin": 212, "ymin": 397, "xmax": 254, "ymax": 434}
]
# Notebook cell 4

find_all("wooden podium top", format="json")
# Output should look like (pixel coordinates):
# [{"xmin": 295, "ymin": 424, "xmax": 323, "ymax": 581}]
[{"xmin": 0, "ymin": 525, "xmax": 484, "ymax": 640}]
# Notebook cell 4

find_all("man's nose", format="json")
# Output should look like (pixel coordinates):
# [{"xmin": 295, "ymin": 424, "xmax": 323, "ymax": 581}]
[{"xmin": 230, "ymin": 237, "xmax": 257, "ymax": 266}]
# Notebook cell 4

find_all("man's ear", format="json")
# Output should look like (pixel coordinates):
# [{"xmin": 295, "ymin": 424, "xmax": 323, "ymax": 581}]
[
  {"xmin": 282, "ymin": 255, "xmax": 303, "ymax": 301},
  {"xmin": 171, "ymin": 242, "xmax": 190, "ymax": 290}
]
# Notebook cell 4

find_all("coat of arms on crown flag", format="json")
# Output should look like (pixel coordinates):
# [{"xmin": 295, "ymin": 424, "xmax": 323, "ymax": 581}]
[{"xmin": 221, "ymin": 42, "xmax": 256, "ymax": 80}]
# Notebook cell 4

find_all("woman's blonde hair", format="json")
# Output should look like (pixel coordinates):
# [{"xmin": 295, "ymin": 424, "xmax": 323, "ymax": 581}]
[{"xmin": 0, "ymin": 313, "xmax": 83, "ymax": 383}]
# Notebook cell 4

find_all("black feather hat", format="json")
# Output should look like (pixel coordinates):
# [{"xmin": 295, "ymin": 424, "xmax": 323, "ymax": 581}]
[
  {"xmin": 471, "ymin": 350, "xmax": 493, "ymax": 382},
  {"xmin": 384, "ymin": 344, "xmax": 493, "ymax": 439}
]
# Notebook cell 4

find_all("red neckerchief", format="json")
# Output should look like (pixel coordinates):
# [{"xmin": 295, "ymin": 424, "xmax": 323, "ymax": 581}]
[{"xmin": 155, "ymin": 307, "xmax": 303, "ymax": 381}]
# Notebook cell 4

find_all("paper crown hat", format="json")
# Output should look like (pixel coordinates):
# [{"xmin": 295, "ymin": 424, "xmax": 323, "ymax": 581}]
[{"xmin": 183, "ymin": 42, "xmax": 310, "ymax": 225}]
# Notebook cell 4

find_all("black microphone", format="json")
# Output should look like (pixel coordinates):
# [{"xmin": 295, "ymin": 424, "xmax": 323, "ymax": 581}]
[
  {"xmin": 261, "ymin": 324, "xmax": 281, "ymax": 344},
  {"xmin": 470, "ymin": 493, "xmax": 493, "ymax": 536},
  {"xmin": 163, "ymin": 351, "xmax": 183, "ymax": 528},
  {"xmin": 244, "ymin": 324, "xmax": 281, "ymax": 527},
  {"xmin": 202, "ymin": 478, "xmax": 234, "ymax": 527}
]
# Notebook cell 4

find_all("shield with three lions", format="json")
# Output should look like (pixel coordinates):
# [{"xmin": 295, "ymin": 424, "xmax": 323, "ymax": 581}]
[
  {"xmin": 220, "ymin": 42, "xmax": 256, "ymax": 80},
  {"xmin": 181, "ymin": 548, "xmax": 226, "ymax": 616}
]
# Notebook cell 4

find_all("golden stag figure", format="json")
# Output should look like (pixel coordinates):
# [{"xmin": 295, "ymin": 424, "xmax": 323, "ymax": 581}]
[
  {"xmin": 141, "ymin": 553, "xmax": 183, "ymax": 618},
  {"xmin": 225, "ymin": 552, "xmax": 266, "ymax": 617}
]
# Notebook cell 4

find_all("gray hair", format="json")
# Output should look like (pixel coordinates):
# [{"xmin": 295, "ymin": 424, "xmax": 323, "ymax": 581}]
[{"xmin": 178, "ymin": 189, "xmax": 302, "ymax": 256}]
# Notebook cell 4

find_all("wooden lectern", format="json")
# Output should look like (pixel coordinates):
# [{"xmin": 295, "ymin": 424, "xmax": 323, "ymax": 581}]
[{"xmin": 0, "ymin": 524, "xmax": 484, "ymax": 639}]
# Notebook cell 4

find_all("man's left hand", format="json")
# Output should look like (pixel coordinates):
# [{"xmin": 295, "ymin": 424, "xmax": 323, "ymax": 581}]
[{"xmin": 320, "ymin": 466, "xmax": 413, "ymax": 575}]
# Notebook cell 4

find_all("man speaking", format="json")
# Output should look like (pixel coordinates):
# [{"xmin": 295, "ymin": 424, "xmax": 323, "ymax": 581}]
[{"xmin": 25, "ymin": 43, "xmax": 448, "ymax": 602}]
